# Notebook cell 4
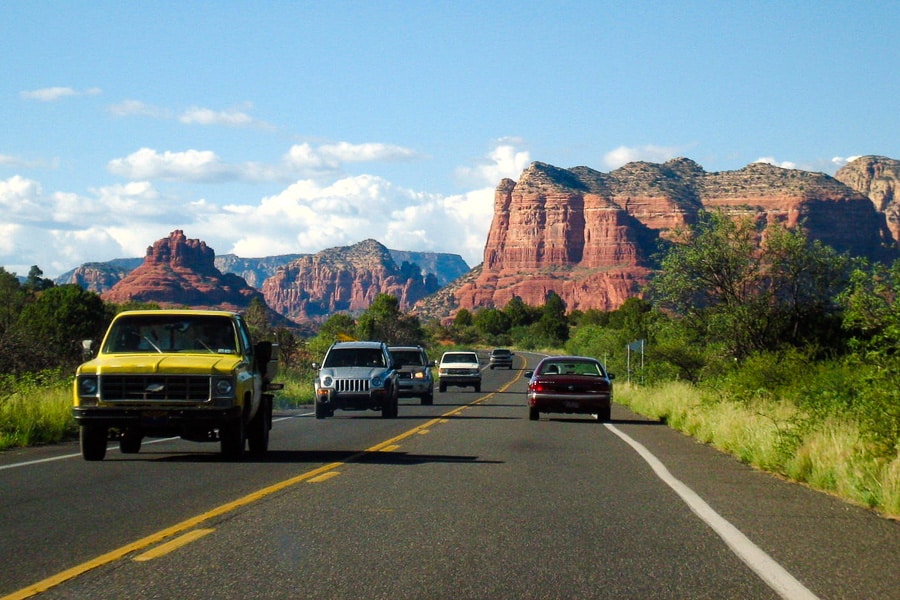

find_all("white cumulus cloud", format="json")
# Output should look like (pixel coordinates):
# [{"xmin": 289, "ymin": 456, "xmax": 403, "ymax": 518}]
[
  {"xmin": 754, "ymin": 157, "xmax": 798, "ymax": 169},
  {"xmin": 107, "ymin": 148, "xmax": 243, "ymax": 182},
  {"xmin": 179, "ymin": 103, "xmax": 273, "ymax": 130},
  {"xmin": 20, "ymin": 86, "xmax": 101, "ymax": 101},
  {"xmin": 603, "ymin": 144, "xmax": 687, "ymax": 169},
  {"xmin": 456, "ymin": 140, "xmax": 531, "ymax": 186}
]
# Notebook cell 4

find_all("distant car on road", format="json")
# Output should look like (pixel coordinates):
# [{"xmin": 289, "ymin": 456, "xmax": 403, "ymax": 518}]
[
  {"xmin": 389, "ymin": 345, "xmax": 435, "ymax": 405},
  {"xmin": 489, "ymin": 348, "xmax": 514, "ymax": 369},
  {"xmin": 525, "ymin": 356, "xmax": 614, "ymax": 422},
  {"xmin": 438, "ymin": 351, "xmax": 481, "ymax": 393}
]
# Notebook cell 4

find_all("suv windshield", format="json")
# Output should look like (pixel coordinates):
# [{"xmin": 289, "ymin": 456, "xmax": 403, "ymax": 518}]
[
  {"xmin": 104, "ymin": 315, "xmax": 237, "ymax": 354},
  {"xmin": 443, "ymin": 353, "xmax": 477, "ymax": 364},
  {"xmin": 392, "ymin": 350, "xmax": 425, "ymax": 366},
  {"xmin": 323, "ymin": 348, "xmax": 386, "ymax": 368}
]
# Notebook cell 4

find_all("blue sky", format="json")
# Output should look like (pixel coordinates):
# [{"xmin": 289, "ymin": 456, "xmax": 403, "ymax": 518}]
[{"xmin": 2, "ymin": 1, "xmax": 898, "ymax": 278}]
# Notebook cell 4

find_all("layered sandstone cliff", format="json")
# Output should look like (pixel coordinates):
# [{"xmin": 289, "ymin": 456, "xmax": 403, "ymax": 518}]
[
  {"xmin": 261, "ymin": 239, "xmax": 442, "ymax": 322},
  {"xmin": 835, "ymin": 155, "xmax": 900, "ymax": 243},
  {"xmin": 102, "ymin": 230, "xmax": 263, "ymax": 310},
  {"xmin": 448, "ymin": 159, "xmax": 896, "ymax": 315}
]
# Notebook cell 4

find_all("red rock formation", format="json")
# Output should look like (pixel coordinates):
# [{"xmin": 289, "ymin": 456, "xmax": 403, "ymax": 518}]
[
  {"xmin": 452, "ymin": 159, "xmax": 896, "ymax": 315},
  {"xmin": 102, "ymin": 230, "xmax": 263, "ymax": 310},
  {"xmin": 835, "ymin": 156, "xmax": 900, "ymax": 243},
  {"xmin": 261, "ymin": 239, "xmax": 440, "ymax": 322}
]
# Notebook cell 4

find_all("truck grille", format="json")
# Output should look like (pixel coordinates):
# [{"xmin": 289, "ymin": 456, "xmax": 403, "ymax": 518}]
[
  {"xmin": 445, "ymin": 368, "xmax": 475, "ymax": 375},
  {"xmin": 100, "ymin": 375, "xmax": 212, "ymax": 402},
  {"xmin": 334, "ymin": 378, "xmax": 370, "ymax": 393}
]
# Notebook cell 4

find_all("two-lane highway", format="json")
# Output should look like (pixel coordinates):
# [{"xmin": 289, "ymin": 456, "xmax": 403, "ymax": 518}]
[{"xmin": 2, "ymin": 353, "xmax": 898, "ymax": 599}]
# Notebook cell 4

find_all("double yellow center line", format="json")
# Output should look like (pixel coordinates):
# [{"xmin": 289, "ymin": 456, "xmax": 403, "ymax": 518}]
[{"xmin": 3, "ymin": 375, "xmax": 520, "ymax": 600}]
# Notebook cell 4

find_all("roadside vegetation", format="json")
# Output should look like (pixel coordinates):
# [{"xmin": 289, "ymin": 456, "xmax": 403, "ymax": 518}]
[{"xmin": 1, "ymin": 211, "xmax": 899, "ymax": 517}]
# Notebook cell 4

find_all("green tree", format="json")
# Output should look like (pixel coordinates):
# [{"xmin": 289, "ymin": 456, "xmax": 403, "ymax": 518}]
[
  {"xmin": 503, "ymin": 295, "xmax": 538, "ymax": 327},
  {"xmin": 840, "ymin": 259, "xmax": 900, "ymax": 351},
  {"xmin": 0, "ymin": 267, "xmax": 26, "ymax": 336},
  {"xmin": 244, "ymin": 297, "xmax": 273, "ymax": 341},
  {"xmin": 23, "ymin": 265, "xmax": 54, "ymax": 293},
  {"xmin": 308, "ymin": 313, "xmax": 357, "ymax": 359},
  {"xmin": 355, "ymin": 294, "xmax": 424, "ymax": 345},
  {"xmin": 649, "ymin": 210, "xmax": 850, "ymax": 360},
  {"xmin": 534, "ymin": 290, "xmax": 569, "ymax": 346},
  {"xmin": 11, "ymin": 284, "xmax": 108, "ymax": 368},
  {"xmin": 473, "ymin": 307, "xmax": 511, "ymax": 339}
]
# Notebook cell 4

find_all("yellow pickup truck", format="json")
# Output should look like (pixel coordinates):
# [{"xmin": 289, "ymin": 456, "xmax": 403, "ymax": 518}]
[{"xmin": 73, "ymin": 309, "xmax": 280, "ymax": 461}]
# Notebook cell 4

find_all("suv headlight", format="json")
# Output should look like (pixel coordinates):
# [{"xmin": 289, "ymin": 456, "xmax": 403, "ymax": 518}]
[
  {"xmin": 372, "ymin": 375, "xmax": 384, "ymax": 387},
  {"xmin": 322, "ymin": 375, "xmax": 333, "ymax": 387}
]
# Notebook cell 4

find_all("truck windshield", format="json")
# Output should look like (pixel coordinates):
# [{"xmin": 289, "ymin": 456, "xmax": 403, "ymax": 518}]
[{"xmin": 104, "ymin": 315, "xmax": 238, "ymax": 354}]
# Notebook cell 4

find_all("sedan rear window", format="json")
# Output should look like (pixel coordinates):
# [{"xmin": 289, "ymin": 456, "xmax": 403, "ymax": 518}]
[{"xmin": 541, "ymin": 361, "xmax": 604, "ymax": 376}]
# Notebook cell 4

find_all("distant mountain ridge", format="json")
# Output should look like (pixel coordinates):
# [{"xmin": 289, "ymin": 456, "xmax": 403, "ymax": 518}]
[
  {"xmin": 56, "ymin": 155, "xmax": 900, "ymax": 326},
  {"xmin": 57, "ymin": 247, "xmax": 469, "ymax": 294}
]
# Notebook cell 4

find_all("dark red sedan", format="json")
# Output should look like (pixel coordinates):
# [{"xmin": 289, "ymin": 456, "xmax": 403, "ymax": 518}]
[{"xmin": 525, "ymin": 356, "xmax": 614, "ymax": 422}]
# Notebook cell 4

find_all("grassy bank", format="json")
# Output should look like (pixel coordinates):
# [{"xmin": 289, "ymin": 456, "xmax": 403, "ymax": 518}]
[
  {"xmin": 617, "ymin": 381, "xmax": 900, "ymax": 518},
  {"xmin": 0, "ymin": 372, "xmax": 76, "ymax": 450}
]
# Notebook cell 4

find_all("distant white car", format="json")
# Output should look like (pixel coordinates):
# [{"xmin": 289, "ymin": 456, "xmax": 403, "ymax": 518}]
[{"xmin": 438, "ymin": 351, "xmax": 481, "ymax": 393}]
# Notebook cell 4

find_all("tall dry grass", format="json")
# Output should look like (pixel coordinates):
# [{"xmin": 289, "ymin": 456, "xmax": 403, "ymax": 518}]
[
  {"xmin": 617, "ymin": 381, "xmax": 900, "ymax": 519},
  {"xmin": 0, "ymin": 376, "xmax": 75, "ymax": 450}
]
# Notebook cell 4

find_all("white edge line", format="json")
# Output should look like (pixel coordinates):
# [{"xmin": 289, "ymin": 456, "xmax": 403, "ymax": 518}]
[{"xmin": 605, "ymin": 423, "xmax": 820, "ymax": 600}]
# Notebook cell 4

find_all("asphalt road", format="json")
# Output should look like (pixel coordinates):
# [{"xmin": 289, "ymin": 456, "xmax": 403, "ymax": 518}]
[{"xmin": 1, "ymin": 352, "xmax": 898, "ymax": 599}]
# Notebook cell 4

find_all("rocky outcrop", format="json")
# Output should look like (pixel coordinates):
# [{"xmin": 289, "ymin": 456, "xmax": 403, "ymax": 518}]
[
  {"xmin": 835, "ymin": 156, "xmax": 900, "ymax": 243},
  {"xmin": 261, "ymin": 239, "xmax": 442, "ymax": 322},
  {"xmin": 451, "ymin": 159, "xmax": 896, "ymax": 314},
  {"xmin": 102, "ymin": 230, "xmax": 263, "ymax": 310},
  {"xmin": 62, "ymin": 258, "xmax": 142, "ymax": 293}
]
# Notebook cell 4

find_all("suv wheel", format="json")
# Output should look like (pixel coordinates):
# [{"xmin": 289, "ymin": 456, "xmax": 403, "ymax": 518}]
[{"xmin": 315, "ymin": 402, "xmax": 329, "ymax": 419}]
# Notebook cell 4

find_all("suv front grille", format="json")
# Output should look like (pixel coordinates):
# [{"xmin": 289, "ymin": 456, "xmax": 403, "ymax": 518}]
[
  {"xmin": 100, "ymin": 375, "xmax": 212, "ymax": 402},
  {"xmin": 334, "ymin": 378, "xmax": 370, "ymax": 393}
]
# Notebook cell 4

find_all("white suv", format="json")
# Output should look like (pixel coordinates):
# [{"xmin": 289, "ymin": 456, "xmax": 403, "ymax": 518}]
[{"xmin": 438, "ymin": 351, "xmax": 481, "ymax": 393}]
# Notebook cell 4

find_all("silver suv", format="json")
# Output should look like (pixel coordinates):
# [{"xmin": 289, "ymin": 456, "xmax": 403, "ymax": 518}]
[
  {"xmin": 313, "ymin": 341, "xmax": 399, "ymax": 419},
  {"xmin": 389, "ymin": 345, "xmax": 435, "ymax": 405}
]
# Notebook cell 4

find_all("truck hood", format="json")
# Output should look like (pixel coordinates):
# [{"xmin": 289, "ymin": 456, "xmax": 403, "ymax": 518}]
[{"xmin": 78, "ymin": 354, "xmax": 243, "ymax": 375}]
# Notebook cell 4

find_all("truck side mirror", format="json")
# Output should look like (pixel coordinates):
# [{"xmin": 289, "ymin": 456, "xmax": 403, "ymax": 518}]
[{"xmin": 82, "ymin": 339, "xmax": 94, "ymax": 361}]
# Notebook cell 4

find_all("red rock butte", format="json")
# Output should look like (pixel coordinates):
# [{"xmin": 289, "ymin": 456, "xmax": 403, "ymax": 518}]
[{"xmin": 451, "ymin": 158, "xmax": 896, "ymax": 314}]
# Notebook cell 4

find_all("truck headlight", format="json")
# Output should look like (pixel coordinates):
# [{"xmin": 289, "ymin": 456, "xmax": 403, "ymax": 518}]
[
  {"xmin": 78, "ymin": 376, "xmax": 98, "ymax": 396},
  {"xmin": 214, "ymin": 377, "xmax": 235, "ymax": 397}
]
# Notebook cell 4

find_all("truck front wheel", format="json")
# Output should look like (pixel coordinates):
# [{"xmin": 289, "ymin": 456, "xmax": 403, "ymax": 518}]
[
  {"xmin": 119, "ymin": 429, "xmax": 142, "ymax": 454},
  {"xmin": 248, "ymin": 396, "xmax": 271, "ymax": 455},
  {"xmin": 80, "ymin": 425, "xmax": 108, "ymax": 461},
  {"xmin": 220, "ymin": 419, "xmax": 245, "ymax": 459}
]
